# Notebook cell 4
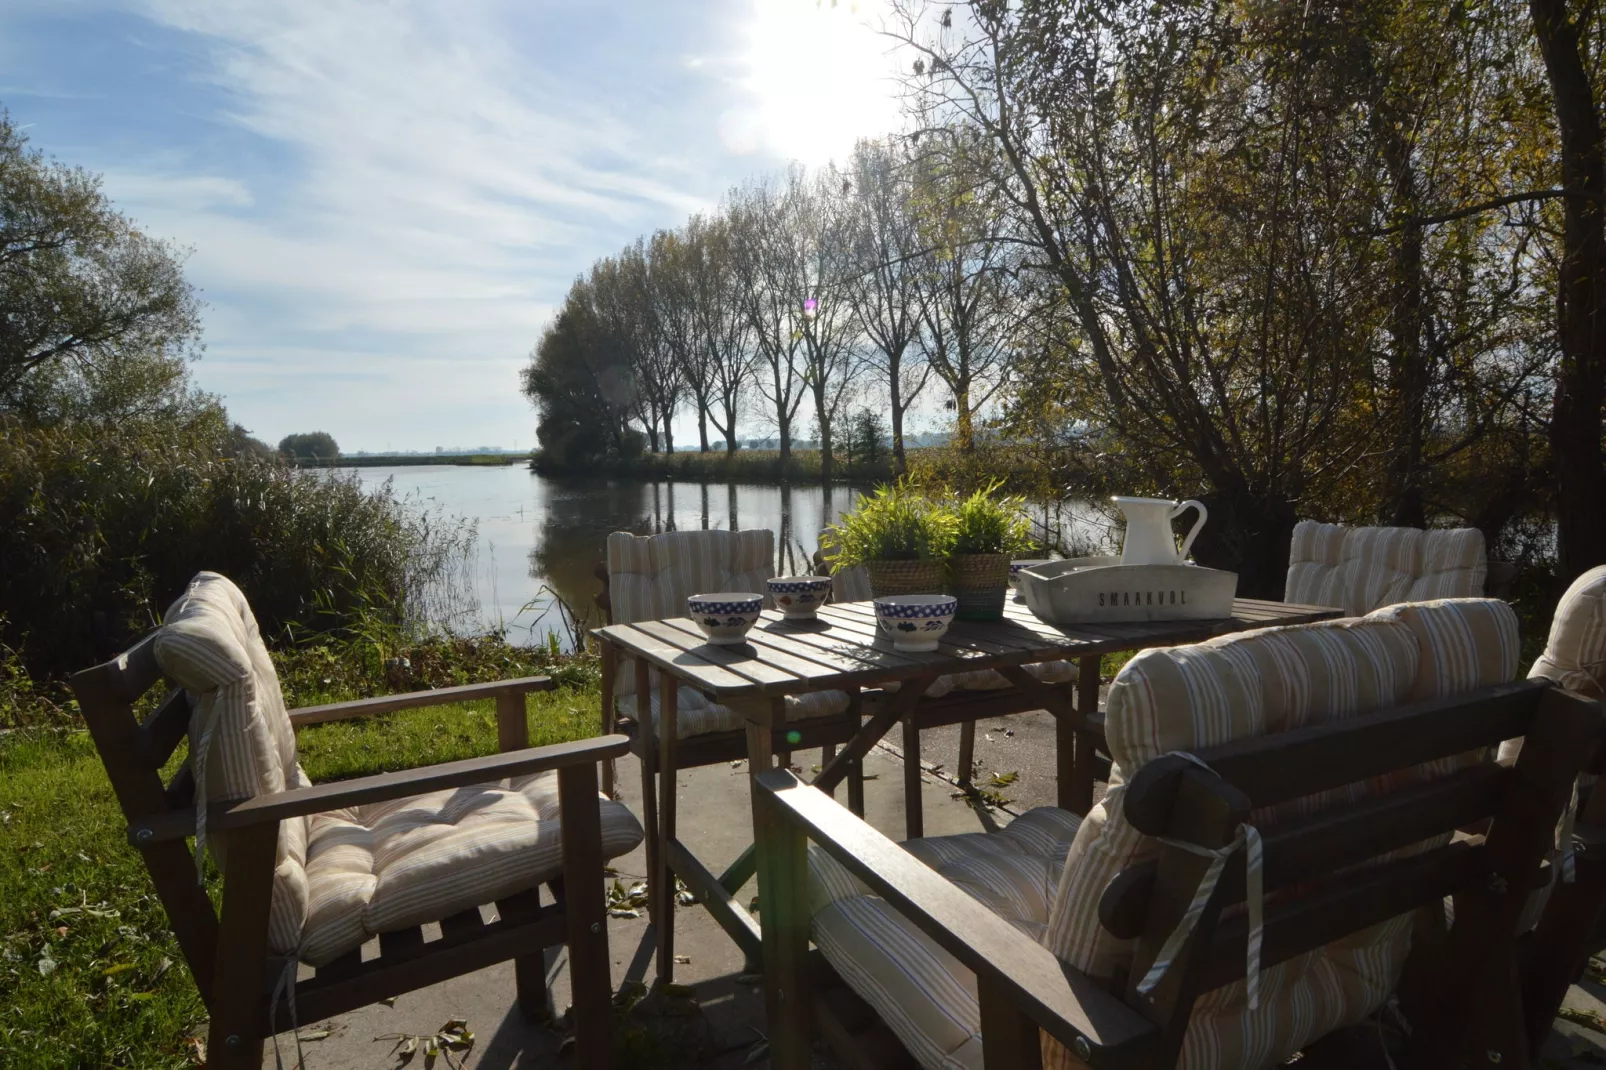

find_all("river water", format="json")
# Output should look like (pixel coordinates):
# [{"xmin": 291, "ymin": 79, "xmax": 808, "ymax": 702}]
[
  {"xmin": 340, "ymin": 465, "xmax": 873, "ymax": 646},
  {"xmin": 340, "ymin": 464, "xmax": 1114, "ymax": 647}
]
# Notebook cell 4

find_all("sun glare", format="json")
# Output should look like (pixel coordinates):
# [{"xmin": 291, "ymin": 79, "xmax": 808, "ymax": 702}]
[{"xmin": 724, "ymin": 0, "xmax": 906, "ymax": 167}]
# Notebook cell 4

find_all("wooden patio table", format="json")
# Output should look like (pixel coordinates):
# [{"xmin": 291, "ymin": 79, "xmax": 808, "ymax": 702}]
[{"xmin": 593, "ymin": 595, "xmax": 1339, "ymax": 975}]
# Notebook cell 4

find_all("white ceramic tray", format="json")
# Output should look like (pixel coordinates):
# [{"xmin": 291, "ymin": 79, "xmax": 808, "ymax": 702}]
[{"xmin": 1017, "ymin": 558, "xmax": 1238, "ymax": 624}]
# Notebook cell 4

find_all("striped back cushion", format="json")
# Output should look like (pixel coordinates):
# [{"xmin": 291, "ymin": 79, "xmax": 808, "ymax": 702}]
[
  {"xmin": 1529, "ymin": 565, "xmax": 1606, "ymax": 700},
  {"xmin": 1285, "ymin": 521, "xmax": 1485, "ymax": 614},
  {"xmin": 817, "ymin": 529, "xmax": 871, "ymax": 603},
  {"xmin": 153, "ymin": 571, "xmax": 310, "ymax": 956},
  {"xmin": 1044, "ymin": 615, "xmax": 1441, "ymax": 1068},
  {"xmin": 607, "ymin": 529, "xmax": 773, "ymax": 697},
  {"xmin": 1370, "ymin": 598, "xmax": 1519, "ymax": 701}
]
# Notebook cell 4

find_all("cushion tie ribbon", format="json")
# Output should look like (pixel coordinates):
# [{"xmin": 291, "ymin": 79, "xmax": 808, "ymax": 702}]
[{"xmin": 1134, "ymin": 752, "xmax": 1264, "ymax": 1010}]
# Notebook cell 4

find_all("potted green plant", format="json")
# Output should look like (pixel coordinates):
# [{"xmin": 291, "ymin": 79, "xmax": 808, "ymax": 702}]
[
  {"xmin": 829, "ymin": 482, "xmax": 954, "ymax": 598},
  {"xmin": 947, "ymin": 484, "xmax": 1034, "ymax": 620}
]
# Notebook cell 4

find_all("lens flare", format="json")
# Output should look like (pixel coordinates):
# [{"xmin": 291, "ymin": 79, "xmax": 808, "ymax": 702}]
[{"xmin": 786, "ymin": 730, "xmax": 802, "ymax": 746}]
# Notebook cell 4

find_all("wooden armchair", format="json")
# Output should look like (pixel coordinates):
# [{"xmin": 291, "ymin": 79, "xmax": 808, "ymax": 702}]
[
  {"xmin": 1515, "ymin": 564, "xmax": 1606, "ymax": 1051},
  {"xmin": 751, "ymin": 598, "xmax": 1601, "ymax": 1070},
  {"xmin": 755, "ymin": 677, "xmax": 1602, "ymax": 1069},
  {"xmin": 71, "ymin": 572, "xmax": 642, "ymax": 1070}
]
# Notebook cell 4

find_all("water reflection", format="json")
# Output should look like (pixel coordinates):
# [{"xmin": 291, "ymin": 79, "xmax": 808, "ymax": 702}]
[{"xmin": 340, "ymin": 465, "xmax": 1107, "ymax": 649}]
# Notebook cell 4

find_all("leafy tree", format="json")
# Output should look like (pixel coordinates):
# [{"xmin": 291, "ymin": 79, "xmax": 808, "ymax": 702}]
[
  {"xmin": 226, "ymin": 424, "xmax": 276, "ymax": 461},
  {"xmin": 521, "ymin": 281, "xmax": 638, "ymax": 465},
  {"xmin": 277, "ymin": 431, "xmax": 339, "ymax": 462},
  {"xmin": 0, "ymin": 111, "xmax": 200, "ymax": 414}
]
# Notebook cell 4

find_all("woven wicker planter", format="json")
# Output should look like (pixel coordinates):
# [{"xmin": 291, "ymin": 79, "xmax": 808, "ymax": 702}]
[
  {"xmin": 865, "ymin": 559, "xmax": 946, "ymax": 599},
  {"xmin": 950, "ymin": 552, "xmax": 1011, "ymax": 620}
]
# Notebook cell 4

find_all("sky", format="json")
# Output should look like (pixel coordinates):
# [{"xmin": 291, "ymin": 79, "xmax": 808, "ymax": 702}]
[{"xmin": 1, "ymin": 0, "xmax": 908, "ymax": 452}]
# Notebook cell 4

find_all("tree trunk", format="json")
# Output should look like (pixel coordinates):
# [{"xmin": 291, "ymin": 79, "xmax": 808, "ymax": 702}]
[
  {"xmin": 697, "ymin": 407, "xmax": 709, "ymax": 452},
  {"xmin": 1531, "ymin": 0, "xmax": 1606, "ymax": 582},
  {"xmin": 955, "ymin": 380, "xmax": 974, "ymax": 451},
  {"xmin": 645, "ymin": 417, "xmax": 660, "ymax": 454},
  {"xmin": 1188, "ymin": 481, "xmax": 1299, "ymax": 600},
  {"xmin": 815, "ymin": 383, "xmax": 834, "ymax": 484},
  {"xmin": 1369, "ymin": 56, "xmax": 1429, "ymax": 528},
  {"xmin": 889, "ymin": 366, "xmax": 908, "ymax": 477},
  {"xmin": 777, "ymin": 408, "xmax": 792, "ymax": 467}
]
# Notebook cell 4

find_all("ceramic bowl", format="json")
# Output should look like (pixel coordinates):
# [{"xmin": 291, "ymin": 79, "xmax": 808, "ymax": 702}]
[
  {"xmin": 1010, "ymin": 559, "xmax": 1052, "ymax": 601},
  {"xmin": 873, "ymin": 593, "xmax": 958, "ymax": 652},
  {"xmin": 767, "ymin": 576, "xmax": 833, "ymax": 619},
  {"xmin": 687, "ymin": 592, "xmax": 764, "ymax": 645}
]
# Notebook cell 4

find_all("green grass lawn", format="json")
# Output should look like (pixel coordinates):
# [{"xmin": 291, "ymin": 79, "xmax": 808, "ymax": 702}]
[{"xmin": 0, "ymin": 683, "xmax": 602, "ymax": 1069}]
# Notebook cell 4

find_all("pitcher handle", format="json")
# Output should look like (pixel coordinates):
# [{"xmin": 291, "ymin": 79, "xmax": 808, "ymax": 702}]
[{"xmin": 1171, "ymin": 500, "xmax": 1208, "ymax": 562}]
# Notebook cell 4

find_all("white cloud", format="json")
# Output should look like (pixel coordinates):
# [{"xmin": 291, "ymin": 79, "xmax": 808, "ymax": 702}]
[
  {"xmin": 719, "ymin": 0, "xmax": 906, "ymax": 167},
  {"xmin": 14, "ymin": 0, "xmax": 912, "ymax": 449}
]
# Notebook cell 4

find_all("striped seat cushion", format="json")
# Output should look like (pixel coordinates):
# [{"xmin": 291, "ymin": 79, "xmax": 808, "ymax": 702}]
[
  {"xmin": 155, "ymin": 571, "xmax": 643, "ymax": 966},
  {"xmin": 616, "ymin": 684, "xmax": 851, "ymax": 739},
  {"xmin": 877, "ymin": 660, "xmax": 1079, "ymax": 700},
  {"xmin": 299, "ymin": 770, "xmax": 643, "ymax": 966},
  {"xmin": 1285, "ymin": 522, "xmax": 1486, "ymax": 615},
  {"xmin": 807, "ymin": 808, "xmax": 1083, "ymax": 1070},
  {"xmin": 1041, "ymin": 599, "xmax": 1516, "ymax": 1070}
]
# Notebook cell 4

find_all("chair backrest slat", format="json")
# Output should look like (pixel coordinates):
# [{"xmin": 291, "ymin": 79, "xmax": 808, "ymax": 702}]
[
  {"xmin": 69, "ymin": 642, "xmax": 221, "ymax": 1002},
  {"xmin": 138, "ymin": 688, "xmax": 192, "ymax": 769},
  {"xmin": 1126, "ymin": 680, "xmax": 1544, "ymax": 821},
  {"xmin": 1195, "ymin": 838, "xmax": 1489, "ymax": 992},
  {"xmin": 1102, "ymin": 761, "xmax": 1510, "ymax": 938}
]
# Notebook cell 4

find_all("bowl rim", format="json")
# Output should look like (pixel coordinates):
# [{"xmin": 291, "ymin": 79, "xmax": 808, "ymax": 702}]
[
  {"xmin": 873, "ymin": 593, "xmax": 957, "ymax": 608},
  {"xmin": 687, "ymin": 592, "xmax": 764, "ymax": 603},
  {"xmin": 767, "ymin": 575, "xmax": 833, "ymax": 586}
]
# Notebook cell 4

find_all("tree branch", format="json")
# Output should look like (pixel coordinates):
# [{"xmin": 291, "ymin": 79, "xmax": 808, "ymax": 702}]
[{"xmin": 1366, "ymin": 189, "xmax": 1573, "ymax": 235}]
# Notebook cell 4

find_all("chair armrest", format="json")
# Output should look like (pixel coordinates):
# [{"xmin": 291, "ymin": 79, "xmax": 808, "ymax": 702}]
[
  {"xmin": 211, "ymin": 733, "xmax": 630, "ymax": 829},
  {"xmin": 755, "ymin": 769, "xmax": 1158, "ymax": 1064},
  {"xmin": 288, "ymin": 676, "xmax": 555, "ymax": 727}
]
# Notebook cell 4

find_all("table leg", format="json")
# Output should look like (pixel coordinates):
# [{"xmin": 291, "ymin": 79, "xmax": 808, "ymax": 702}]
[
  {"xmin": 657, "ymin": 671, "xmax": 679, "ymax": 985},
  {"xmin": 634, "ymin": 657, "xmax": 660, "ymax": 953},
  {"xmin": 957, "ymin": 720, "xmax": 976, "ymax": 786},
  {"xmin": 599, "ymin": 640, "xmax": 616, "ymax": 798},
  {"xmin": 1068, "ymin": 654, "xmax": 1101, "ymax": 815},
  {"xmin": 846, "ymin": 691, "xmax": 865, "ymax": 817},
  {"xmin": 741, "ymin": 697, "xmax": 783, "ymax": 972},
  {"xmin": 903, "ymin": 714, "xmax": 923, "ymax": 840}
]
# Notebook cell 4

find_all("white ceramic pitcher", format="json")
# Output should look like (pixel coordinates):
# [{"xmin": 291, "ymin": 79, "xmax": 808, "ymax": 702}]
[{"xmin": 1111, "ymin": 496, "xmax": 1208, "ymax": 566}]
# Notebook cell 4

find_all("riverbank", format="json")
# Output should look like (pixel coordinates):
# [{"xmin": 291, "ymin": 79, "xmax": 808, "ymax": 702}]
[{"xmin": 297, "ymin": 452, "xmax": 531, "ymax": 468}]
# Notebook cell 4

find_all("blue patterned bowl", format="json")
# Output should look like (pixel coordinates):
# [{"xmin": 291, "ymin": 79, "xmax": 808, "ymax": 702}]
[
  {"xmin": 767, "ymin": 575, "xmax": 833, "ymax": 619},
  {"xmin": 687, "ymin": 592, "xmax": 764, "ymax": 645},
  {"xmin": 1011, "ymin": 559, "xmax": 1052, "ymax": 601},
  {"xmin": 872, "ymin": 594, "xmax": 958, "ymax": 652}
]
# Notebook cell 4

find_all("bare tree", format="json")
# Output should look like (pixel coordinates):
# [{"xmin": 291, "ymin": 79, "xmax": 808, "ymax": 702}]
[
  {"xmin": 729, "ymin": 174, "xmax": 808, "ymax": 463},
  {"xmin": 845, "ymin": 137, "xmax": 933, "ymax": 474},
  {"xmin": 647, "ymin": 229, "xmax": 710, "ymax": 450},
  {"xmin": 908, "ymin": 134, "xmax": 1024, "ymax": 450},
  {"xmin": 686, "ymin": 212, "xmax": 754, "ymax": 455}
]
